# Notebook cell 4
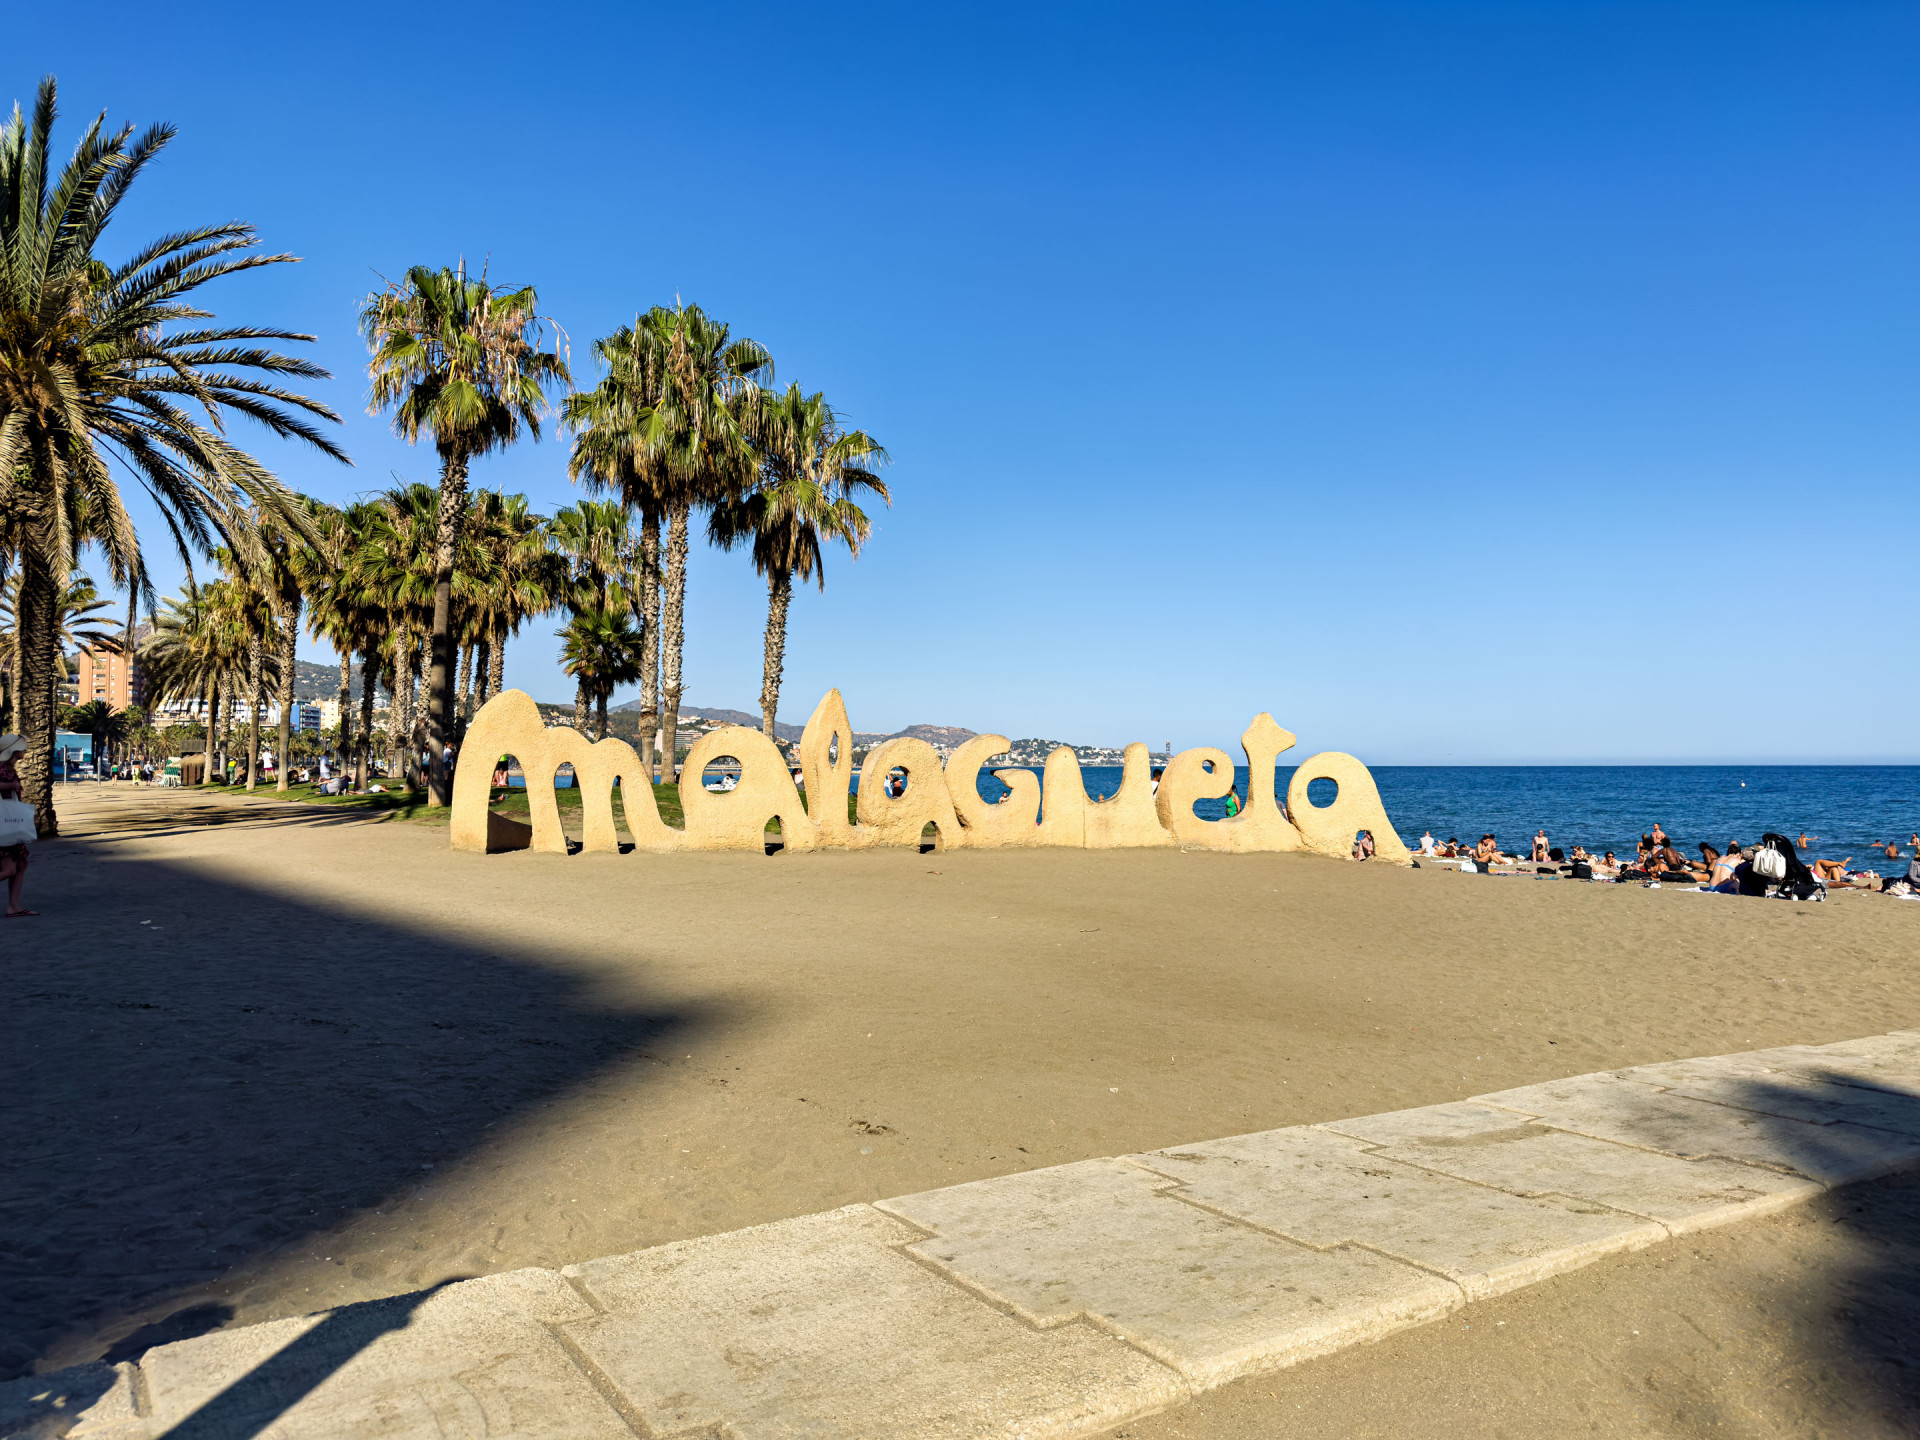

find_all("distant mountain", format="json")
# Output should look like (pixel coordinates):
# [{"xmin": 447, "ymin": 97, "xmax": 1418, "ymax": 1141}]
[
  {"xmin": 291, "ymin": 658, "xmax": 387, "ymax": 704},
  {"xmin": 605, "ymin": 701, "xmax": 981, "ymax": 753}
]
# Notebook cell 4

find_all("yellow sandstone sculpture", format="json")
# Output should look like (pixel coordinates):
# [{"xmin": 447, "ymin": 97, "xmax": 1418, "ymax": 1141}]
[{"xmin": 452, "ymin": 687, "xmax": 1411, "ymax": 863}]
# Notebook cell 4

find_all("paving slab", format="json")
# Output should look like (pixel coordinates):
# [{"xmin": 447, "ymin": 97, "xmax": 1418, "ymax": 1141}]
[
  {"xmin": 1323, "ymin": 1100, "xmax": 1819, "ymax": 1234},
  {"xmin": 1618, "ymin": 1052, "xmax": 1920, "ymax": 1136},
  {"xmin": 1473, "ymin": 1071, "xmax": 1920, "ymax": 1185},
  {"xmin": 14, "ymin": 1031, "xmax": 1920, "ymax": 1440},
  {"xmin": 879, "ymin": 1159, "xmax": 1460, "ymax": 1385},
  {"xmin": 1132, "ymin": 1126, "xmax": 1665, "ymax": 1299},
  {"xmin": 560, "ymin": 1204, "xmax": 1182, "ymax": 1440},
  {"xmin": 131, "ymin": 1268, "xmax": 626, "ymax": 1440}
]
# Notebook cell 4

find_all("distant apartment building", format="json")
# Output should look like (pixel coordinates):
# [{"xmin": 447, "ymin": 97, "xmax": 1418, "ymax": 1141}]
[
  {"xmin": 73, "ymin": 641, "xmax": 142, "ymax": 711},
  {"xmin": 319, "ymin": 699, "xmax": 343, "ymax": 731},
  {"xmin": 289, "ymin": 701, "xmax": 322, "ymax": 734}
]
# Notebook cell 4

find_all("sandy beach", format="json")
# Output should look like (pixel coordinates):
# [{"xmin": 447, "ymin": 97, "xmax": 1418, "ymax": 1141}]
[{"xmin": 7, "ymin": 784, "xmax": 1919, "ymax": 1432}]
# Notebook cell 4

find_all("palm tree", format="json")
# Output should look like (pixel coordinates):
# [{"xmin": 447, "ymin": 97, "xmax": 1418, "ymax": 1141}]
[
  {"xmin": 558, "ymin": 606, "xmax": 645, "ymax": 740},
  {"xmin": 713, "ymin": 386, "xmax": 890, "ymax": 738},
  {"xmin": 565, "ymin": 304, "xmax": 769, "ymax": 780},
  {"xmin": 60, "ymin": 698, "xmax": 126, "ymax": 769},
  {"xmin": 258, "ymin": 498, "xmax": 329, "ymax": 791},
  {"xmin": 548, "ymin": 500, "xmax": 639, "ymax": 728},
  {"xmin": 0, "ymin": 78, "xmax": 346, "ymax": 833},
  {"xmin": 141, "ymin": 580, "xmax": 248, "ymax": 783},
  {"xmin": 210, "ymin": 553, "xmax": 277, "ymax": 789},
  {"xmin": 351, "ymin": 484, "xmax": 437, "ymax": 784},
  {"xmin": 462, "ymin": 489, "xmax": 555, "ymax": 721},
  {"xmin": 361, "ymin": 262, "xmax": 569, "ymax": 807}
]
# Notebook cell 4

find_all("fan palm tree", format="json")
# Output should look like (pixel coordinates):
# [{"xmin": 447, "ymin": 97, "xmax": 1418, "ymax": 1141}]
[
  {"xmin": 351, "ymin": 484, "xmax": 437, "ymax": 783},
  {"xmin": 548, "ymin": 500, "xmax": 640, "ymax": 728},
  {"xmin": 565, "ymin": 304, "xmax": 769, "ymax": 779},
  {"xmin": 141, "ymin": 579, "xmax": 248, "ymax": 783},
  {"xmin": 558, "ymin": 606, "xmax": 645, "ymax": 741},
  {"xmin": 0, "ymin": 78, "xmax": 347, "ymax": 833},
  {"xmin": 462, "ymin": 489, "xmax": 555, "ymax": 720},
  {"xmin": 361, "ymin": 262, "xmax": 569, "ymax": 807},
  {"xmin": 713, "ymin": 386, "xmax": 890, "ymax": 739},
  {"xmin": 60, "ymin": 698, "xmax": 127, "ymax": 769}
]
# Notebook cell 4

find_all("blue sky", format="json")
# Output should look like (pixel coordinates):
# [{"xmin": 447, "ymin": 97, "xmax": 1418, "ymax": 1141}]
[{"xmin": 14, "ymin": 2, "xmax": 1918, "ymax": 761}]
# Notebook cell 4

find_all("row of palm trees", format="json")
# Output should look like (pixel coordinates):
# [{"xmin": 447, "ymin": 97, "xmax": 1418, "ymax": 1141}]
[{"xmin": 0, "ymin": 77, "xmax": 889, "ymax": 834}]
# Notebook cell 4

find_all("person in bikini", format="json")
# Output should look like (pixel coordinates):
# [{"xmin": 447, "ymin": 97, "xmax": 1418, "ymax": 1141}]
[
  {"xmin": 0, "ymin": 734, "xmax": 37, "ymax": 917},
  {"xmin": 1531, "ymin": 828, "xmax": 1549, "ymax": 862}
]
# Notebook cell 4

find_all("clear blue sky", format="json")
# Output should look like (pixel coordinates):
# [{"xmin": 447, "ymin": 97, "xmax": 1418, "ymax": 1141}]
[{"xmin": 14, "ymin": 3, "xmax": 1918, "ymax": 762}]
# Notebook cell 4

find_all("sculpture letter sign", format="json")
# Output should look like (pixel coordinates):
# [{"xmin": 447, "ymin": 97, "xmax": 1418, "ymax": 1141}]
[{"xmin": 452, "ymin": 689, "xmax": 1409, "ymax": 862}]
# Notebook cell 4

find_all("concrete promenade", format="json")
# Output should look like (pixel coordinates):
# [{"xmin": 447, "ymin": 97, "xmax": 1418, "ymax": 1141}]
[{"xmin": 6, "ymin": 1030, "xmax": 1918, "ymax": 1439}]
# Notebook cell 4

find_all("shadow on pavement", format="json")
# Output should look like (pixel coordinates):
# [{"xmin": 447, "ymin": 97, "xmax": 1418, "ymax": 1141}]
[
  {"xmin": 1666, "ymin": 1070, "xmax": 1920, "ymax": 1436},
  {"xmin": 0, "ymin": 844, "xmax": 709, "ymax": 1383}
]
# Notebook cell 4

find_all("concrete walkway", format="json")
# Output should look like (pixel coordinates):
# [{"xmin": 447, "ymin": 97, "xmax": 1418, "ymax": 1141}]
[{"xmin": 8, "ymin": 1031, "xmax": 1919, "ymax": 1440}]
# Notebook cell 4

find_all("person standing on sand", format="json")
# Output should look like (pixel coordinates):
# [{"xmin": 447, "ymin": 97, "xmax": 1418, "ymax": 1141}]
[
  {"xmin": 0, "ymin": 735, "xmax": 37, "ymax": 917},
  {"xmin": 1650, "ymin": 822, "xmax": 1667, "ymax": 850},
  {"xmin": 1531, "ymin": 828, "xmax": 1549, "ymax": 861}
]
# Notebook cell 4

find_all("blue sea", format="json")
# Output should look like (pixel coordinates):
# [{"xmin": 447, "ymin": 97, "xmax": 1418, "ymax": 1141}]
[{"xmin": 979, "ymin": 765, "xmax": 1920, "ymax": 877}]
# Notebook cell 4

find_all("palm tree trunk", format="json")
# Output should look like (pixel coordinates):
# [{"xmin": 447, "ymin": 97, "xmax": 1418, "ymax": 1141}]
[
  {"xmin": 392, "ymin": 625, "xmax": 413, "ymax": 782},
  {"xmin": 245, "ymin": 635, "xmax": 264, "ymax": 790},
  {"xmin": 472, "ymin": 641, "xmax": 490, "ymax": 714},
  {"xmin": 201, "ymin": 672, "xmax": 219, "ymax": 785},
  {"xmin": 275, "ymin": 601, "xmax": 298, "ymax": 792},
  {"xmin": 760, "ymin": 570, "xmax": 792, "ymax": 739},
  {"xmin": 597, "ymin": 688, "xmax": 609, "ymax": 741},
  {"xmin": 659, "ymin": 501, "xmax": 689, "ymax": 782},
  {"xmin": 336, "ymin": 651, "xmax": 353, "ymax": 774},
  {"xmin": 637, "ymin": 509, "xmax": 661, "ymax": 782},
  {"xmin": 217, "ymin": 676, "xmax": 233, "ymax": 782},
  {"xmin": 14, "ymin": 549, "xmax": 60, "ymax": 837},
  {"xmin": 456, "ymin": 641, "xmax": 474, "ymax": 736},
  {"xmin": 358, "ymin": 645, "xmax": 377, "ymax": 791},
  {"xmin": 573, "ymin": 677, "xmax": 588, "ymax": 731},
  {"xmin": 424, "ymin": 451, "xmax": 470, "ymax": 808},
  {"xmin": 488, "ymin": 629, "xmax": 506, "ymax": 708}
]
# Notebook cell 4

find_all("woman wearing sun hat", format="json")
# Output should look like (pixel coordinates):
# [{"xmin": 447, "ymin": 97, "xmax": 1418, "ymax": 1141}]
[{"xmin": 0, "ymin": 734, "xmax": 37, "ymax": 916}]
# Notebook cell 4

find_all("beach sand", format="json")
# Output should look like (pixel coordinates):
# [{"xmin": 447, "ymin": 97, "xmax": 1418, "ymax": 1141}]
[{"xmin": 8, "ymin": 785, "xmax": 1919, "ymax": 1431}]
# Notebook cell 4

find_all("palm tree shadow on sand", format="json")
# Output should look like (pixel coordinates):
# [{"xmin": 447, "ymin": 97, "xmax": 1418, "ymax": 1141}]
[
  {"xmin": 1638, "ymin": 1070, "xmax": 1920, "ymax": 1434},
  {"xmin": 1, "ymin": 844, "xmax": 713, "ymax": 1393}
]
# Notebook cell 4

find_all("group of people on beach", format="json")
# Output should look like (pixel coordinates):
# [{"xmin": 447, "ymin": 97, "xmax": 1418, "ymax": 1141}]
[{"xmin": 1416, "ymin": 822, "xmax": 1918, "ymax": 894}]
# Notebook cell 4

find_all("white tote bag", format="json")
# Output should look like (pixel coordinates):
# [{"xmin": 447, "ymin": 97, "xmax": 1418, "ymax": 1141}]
[{"xmin": 0, "ymin": 798, "xmax": 35, "ymax": 847}]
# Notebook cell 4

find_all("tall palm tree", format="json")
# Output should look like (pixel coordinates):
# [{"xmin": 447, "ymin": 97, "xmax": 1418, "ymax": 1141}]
[
  {"xmin": 558, "ymin": 606, "xmax": 645, "ymax": 740},
  {"xmin": 565, "ymin": 304, "xmax": 769, "ymax": 779},
  {"xmin": 352, "ymin": 484, "xmax": 437, "ymax": 783},
  {"xmin": 141, "ymin": 580, "xmax": 248, "ymax": 783},
  {"xmin": 463, "ymin": 489, "xmax": 555, "ymax": 719},
  {"xmin": 548, "ymin": 499, "xmax": 639, "ymax": 728},
  {"xmin": 0, "ymin": 78, "xmax": 346, "ymax": 834},
  {"xmin": 713, "ymin": 386, "xmax": 890, "ymax": 739},
  {"xmin": 361, "ymin": 262, "xmax": 569, "ymax": 807}
]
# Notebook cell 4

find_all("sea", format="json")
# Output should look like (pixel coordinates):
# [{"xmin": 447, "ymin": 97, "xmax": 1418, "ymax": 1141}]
[{"xmin": 978, "ymin": 765, "xmax": 1920, "ymax": 877}]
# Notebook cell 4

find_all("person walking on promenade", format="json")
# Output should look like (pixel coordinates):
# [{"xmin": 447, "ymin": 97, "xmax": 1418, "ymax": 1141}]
[{"xmin": 0, "ymin": 735, "xmax": 37, "ymax": 917}]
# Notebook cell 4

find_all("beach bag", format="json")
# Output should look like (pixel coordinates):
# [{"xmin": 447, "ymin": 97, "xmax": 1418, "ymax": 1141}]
[
  {"xmin": 1753, "ymin": 845, "xmax": 1787, "ymax": 881},
  {"xmin": 0, "ymin": 799, "xmax": 35, "ymax": 846},
  {"xmin": 1569, "ymin": 861, "xmax": 1593, "ymax": 879},
  {"xmin": 1459, "ymin": 859, "xmax": 1477, "ymax": 873}
]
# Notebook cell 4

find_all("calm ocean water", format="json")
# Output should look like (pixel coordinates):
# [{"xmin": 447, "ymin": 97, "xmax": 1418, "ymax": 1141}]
[{"xmin": 979, "ymin": 765, "xmax": 1920, "ymax": 876}]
